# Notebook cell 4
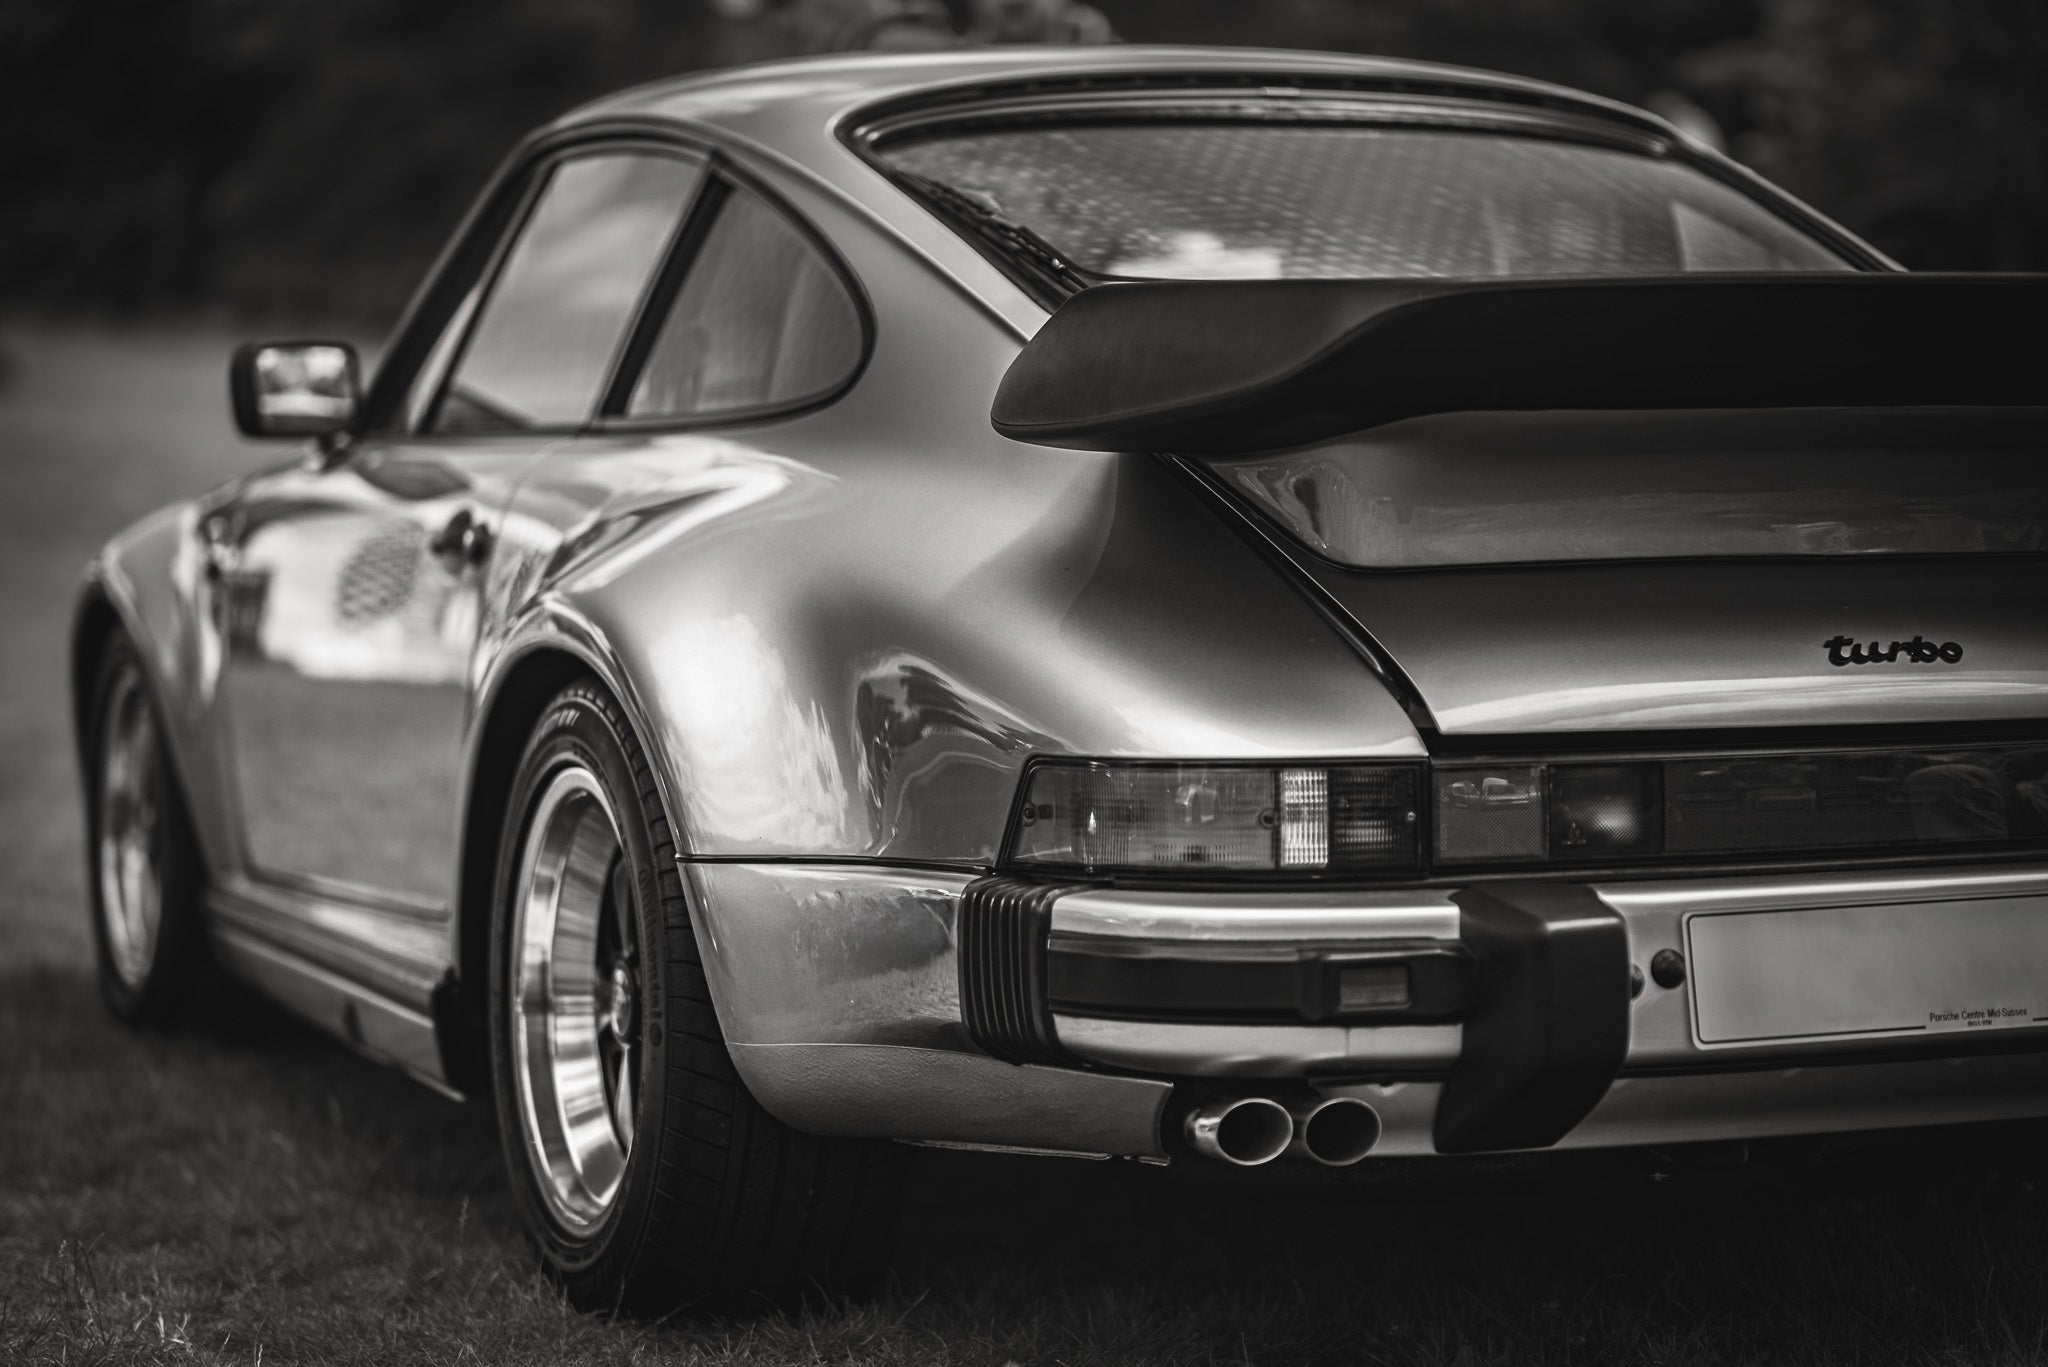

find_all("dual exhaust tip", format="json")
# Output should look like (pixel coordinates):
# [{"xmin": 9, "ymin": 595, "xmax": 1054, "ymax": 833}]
[{"xmin": 1184, "ymin": 1095, "xmax": 1381, "ymax": 1168}]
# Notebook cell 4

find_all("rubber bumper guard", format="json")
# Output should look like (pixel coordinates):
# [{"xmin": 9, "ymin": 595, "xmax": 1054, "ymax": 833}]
[{"xmin": 1433, "ymin": 882, "xmax": 1632, "ymax": 1154}]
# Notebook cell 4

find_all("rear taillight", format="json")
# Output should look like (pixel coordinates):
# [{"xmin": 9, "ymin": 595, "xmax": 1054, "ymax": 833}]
[
  {"xmin": 1008, "ymin": 761, "xmax": 1422, "ymax": 875},
  {"xmin": 1434, "ymin": 745, "xmax": 2048, "ymax": 868},
  {"xmin": 1006, "ymin": 744, "xmax": 2048, "ymax": 878}
]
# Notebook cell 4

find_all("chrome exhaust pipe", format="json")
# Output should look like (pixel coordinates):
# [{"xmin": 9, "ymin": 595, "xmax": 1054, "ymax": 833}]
[
  {"xmin": 1286, "ymin": 1096, "xmax": 1382, "ymax": 1167},
  {"xmin": 1184, "ymin": 1096, "xmax": 1294, "ymax": 1166}
]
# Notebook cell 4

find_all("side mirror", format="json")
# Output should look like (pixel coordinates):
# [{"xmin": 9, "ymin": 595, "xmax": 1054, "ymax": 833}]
[{"xmin": 230, "ymin": 341, "xmax": 361, "ymax": 439}]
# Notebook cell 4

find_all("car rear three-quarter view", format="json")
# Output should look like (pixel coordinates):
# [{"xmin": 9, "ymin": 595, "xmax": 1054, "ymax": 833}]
[{"xmin": 69, "ymin": 46, "xmax": 2048, "ymax": 1317}]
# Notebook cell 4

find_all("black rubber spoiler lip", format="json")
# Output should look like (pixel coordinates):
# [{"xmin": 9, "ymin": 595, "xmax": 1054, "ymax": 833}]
[{"xmin": 991, "ymin": 273, "xmax": 2048, "ymax": 455}]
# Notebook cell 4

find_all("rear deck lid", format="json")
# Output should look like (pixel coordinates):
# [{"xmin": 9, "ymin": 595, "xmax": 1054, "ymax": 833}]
[
  {"xmin": 1220, "ymin": 402, "xmax": 2048, "ymax": 735},
  {"xmin": 1290, "ymin": 538, "xmax": 2048, "ymax": 735},
  {"xmin": 1212, "ymin": 404, "xmax": 2048, "ymax": 734}
]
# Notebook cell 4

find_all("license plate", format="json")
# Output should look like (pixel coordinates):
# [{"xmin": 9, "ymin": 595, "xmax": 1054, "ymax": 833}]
[{"xmin": 1686, "ymin": 895, "xmax": 2048, "ymax": 1046}]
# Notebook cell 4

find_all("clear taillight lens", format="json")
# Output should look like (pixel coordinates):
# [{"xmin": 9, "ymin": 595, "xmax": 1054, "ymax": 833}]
[{"xmin": 1009, "ymin": 762, "xmax": 1422, "ymax": 874}]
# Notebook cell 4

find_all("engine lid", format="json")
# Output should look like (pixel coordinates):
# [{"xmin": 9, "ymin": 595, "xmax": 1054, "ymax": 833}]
[
  {"xmin": 1192, "ymin": 404, "xmax": 2048, "ymax": 735},
  {"xmin": 1293, "ymin": 551, "xmax": 2048, "ymax": 735}
]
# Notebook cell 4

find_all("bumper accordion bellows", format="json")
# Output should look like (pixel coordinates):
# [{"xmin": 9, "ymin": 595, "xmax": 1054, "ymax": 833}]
[{"xmin": 957, "ymin": 876, "xmax": 1069, "ymax": 1065}]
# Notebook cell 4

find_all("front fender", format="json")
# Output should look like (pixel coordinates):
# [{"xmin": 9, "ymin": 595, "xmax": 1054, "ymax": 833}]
[{"xmin": 73, "ymin": 503, "xmax": 238, "ymax": 874}]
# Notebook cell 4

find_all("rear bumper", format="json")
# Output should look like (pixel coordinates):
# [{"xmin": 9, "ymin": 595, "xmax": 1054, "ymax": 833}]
[
  {"xmin": 1038, "ymin": 865, "xmax": 2048, "ymax": 1072},
  {"xmin": 685, "ymin": 859, "xmax": 2048, "ymax": 1160},
  {"xmin": 1034, "ymin": 864, "xmax": 2048, "ymax": 1155}
]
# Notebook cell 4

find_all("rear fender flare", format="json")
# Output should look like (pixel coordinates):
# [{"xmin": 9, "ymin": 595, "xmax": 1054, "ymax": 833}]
[{"xmin": 449, "ymin": 595, "xmax": 714, "ymax": 1087}]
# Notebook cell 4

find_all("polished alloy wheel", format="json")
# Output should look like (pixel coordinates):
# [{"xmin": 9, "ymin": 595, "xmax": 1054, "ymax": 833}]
[
  {"xmin": 96, "ymin": 665, "xmax": 163, "ymax": 989},
  {"xmin": 491, "ymin": 681, "xmax": 905, "ymax": 1312},
  {"xmin": 509, "ymin": 763, "xmax": 642, "ymax": 1236}
]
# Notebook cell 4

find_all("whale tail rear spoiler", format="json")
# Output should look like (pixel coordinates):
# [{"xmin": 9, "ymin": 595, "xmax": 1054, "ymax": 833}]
[{"xmin": 991, "ymin": 273, "xmax": 2048, "ymax": 455}]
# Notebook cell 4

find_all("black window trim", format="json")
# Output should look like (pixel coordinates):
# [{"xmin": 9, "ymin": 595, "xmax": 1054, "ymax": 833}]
[
  {"xmin": 408, "ymin": 156, "xmax": 552, "ymax": 437},
  {"xmin": 418, "ymin": 138, "xmax": 713, "ymax": 439},
  {"xmin": 356, "ymin": 117, "xmax": 874, "ymax": 444},
  {"xmin": 357, "ymin": 124, "xmax": 669, "ymax": 437},
  {"xmin": 589, "ymin": 152, "xmax": 877, "ymax": 435},
  {"xmin": 595, "ymin": 175, "xmax": 732, "ymax": 420}
]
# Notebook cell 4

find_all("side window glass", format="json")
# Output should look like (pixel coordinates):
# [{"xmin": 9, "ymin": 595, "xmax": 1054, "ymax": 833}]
[
  {"xmin": 628, "ymin": 184, "xmax": 863, "ymax": 419},
  {"xmin": 432, "ymin": 152, "xmax": 703, "ymax": 434}
]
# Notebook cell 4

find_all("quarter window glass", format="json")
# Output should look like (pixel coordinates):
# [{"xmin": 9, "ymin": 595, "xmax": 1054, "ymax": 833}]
[
  {"xmin": 434, "ymin": 153, "xmax": 702, "ymax": 433},
  {"xmin": 629, "ymin": 187, "xmax": 862, "ymax": 418}
]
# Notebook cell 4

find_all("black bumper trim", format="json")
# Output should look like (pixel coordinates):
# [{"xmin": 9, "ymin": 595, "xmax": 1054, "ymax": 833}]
[
  {"xmin": 1433, "ymin": 882, "xmax": 1632, "ymax": 1154},
  {"xmin": 1046, "ymin": 936, "xmax": 1473, "ymax": 1024},
  {"xmin": 957, "ymin": 875, "xmax": 1071, "ymax": 1065}
]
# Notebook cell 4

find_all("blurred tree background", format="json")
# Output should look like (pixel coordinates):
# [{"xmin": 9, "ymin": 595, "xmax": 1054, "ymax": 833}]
[{"xmin": 3, "ymin": 0, "xmax": 2042, "ymax": 325}]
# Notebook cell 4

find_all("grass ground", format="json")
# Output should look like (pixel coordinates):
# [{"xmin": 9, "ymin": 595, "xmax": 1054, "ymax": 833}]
[
  {"xmin": 3, "ymin": 324, "xmax": 2046, "ymax": 1366},
  {"xmin": 5, "ymin": 965, "xmax": 2047, "ymax": 1367}
]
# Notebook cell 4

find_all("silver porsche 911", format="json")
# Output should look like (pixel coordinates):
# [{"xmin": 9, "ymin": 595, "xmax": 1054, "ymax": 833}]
[{"xmin": 72, "ymin": 45, "xmax": 2048, "ymax": 1313}]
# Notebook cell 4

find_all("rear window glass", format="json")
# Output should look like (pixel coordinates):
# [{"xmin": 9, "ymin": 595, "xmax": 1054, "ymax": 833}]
[{"xmin": 882, "ymin": 123, "xmax": 1851, "ymax": 280}]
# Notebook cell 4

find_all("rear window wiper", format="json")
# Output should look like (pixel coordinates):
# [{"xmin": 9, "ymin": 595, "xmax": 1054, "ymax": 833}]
[{"xmin": 889, "ymin": 169, "xmax": 1090, "ymax": 304}]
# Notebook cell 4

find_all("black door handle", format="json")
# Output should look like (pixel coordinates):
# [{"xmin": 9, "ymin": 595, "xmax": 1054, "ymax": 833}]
[
  {"xmin": 429, "ymin": 507, "xmax": 492, "ymax": 571},
  {"xmin": 199, "ymin": 513, "xmax": 239, "ymax": 580}
]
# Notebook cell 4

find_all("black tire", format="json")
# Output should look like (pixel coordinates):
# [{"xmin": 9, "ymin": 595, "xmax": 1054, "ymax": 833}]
[
  {"xmin": 488, "ymin": 679, "xmax": 906, "ymax": 1316},
  {"xmin": 82, "ymin": 633, "xmax": 209, "ymax": 1025}
]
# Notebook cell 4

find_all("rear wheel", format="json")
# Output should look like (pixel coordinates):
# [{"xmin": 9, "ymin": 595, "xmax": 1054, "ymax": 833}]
[
  {"xmin": 488, "ymin": 680, "xmax": 905, "ymax": 1316},
  {"xmin": 83, "ymin": 635, "xmax": 208, "ymax": 1025}
]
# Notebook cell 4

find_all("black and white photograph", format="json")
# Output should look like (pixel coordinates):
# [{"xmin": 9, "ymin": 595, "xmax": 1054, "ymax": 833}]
[{"xmin": 3, "ymin": 1, "xmax": 2045, "ymax": 1363}]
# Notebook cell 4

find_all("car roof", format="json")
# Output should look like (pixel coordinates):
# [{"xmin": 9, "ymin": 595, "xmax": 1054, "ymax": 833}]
[
  {"xmin": 562, "ymin": 44, "xmax": 1673, "ymax": 159},
  {"xmin": 549, "ymin": 47, "xmax": 1733, "ymax": 339}
]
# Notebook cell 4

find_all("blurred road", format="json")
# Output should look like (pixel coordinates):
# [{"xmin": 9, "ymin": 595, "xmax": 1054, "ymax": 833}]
[{"xmin": 0, "ymin": 320, "xmax": 316, "ymax": 965}]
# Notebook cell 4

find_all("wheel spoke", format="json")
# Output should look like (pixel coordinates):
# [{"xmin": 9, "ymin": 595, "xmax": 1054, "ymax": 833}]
[
  {"xmin": 97, "ymin": 667, "xmax": 163, "ymax": 990},
  {"xmin": 612, "ymin": 1043, "xmax": 636, "ymax": 1148}
]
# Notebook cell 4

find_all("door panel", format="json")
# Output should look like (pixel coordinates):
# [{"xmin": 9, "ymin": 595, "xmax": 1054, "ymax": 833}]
[
  {"xmin": 208, "ymin": 142, "xmax": 711, "ymax": 913},
  {"xmin": 213, "ymin": 439, "xmax": 548, "ymax": 907}
]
